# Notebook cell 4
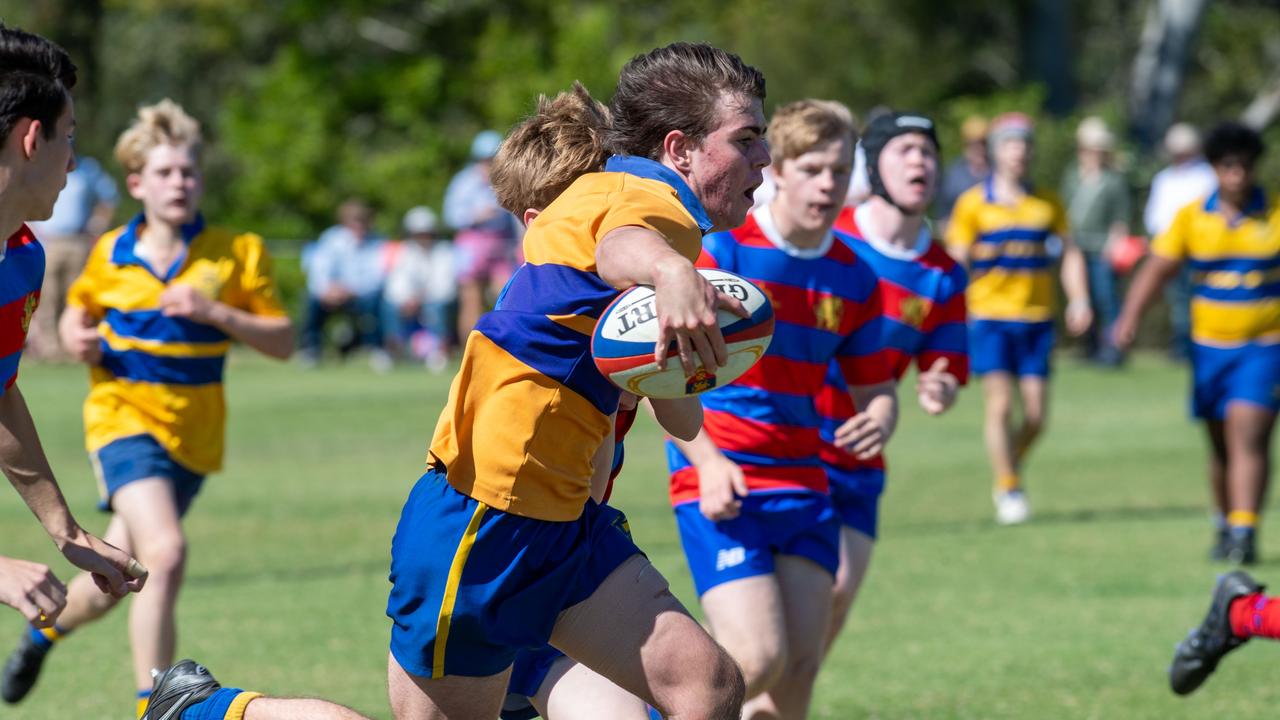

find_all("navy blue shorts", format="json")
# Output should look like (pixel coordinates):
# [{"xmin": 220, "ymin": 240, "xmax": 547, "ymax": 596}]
[
  {"xmin": 92, "ymin": 434, "xmax": 205, "ymax": 516},
  {"xmin": 1191, "ymin": 341, "xmax": 1280, "ymax": 420},
  {"xmin": 828, "ymin": 466, "xmax": 885, "ymax": 540},
  {"xmin": 673, "ymin": 490, "xmax": 840, "ymax": 597},
  {"xmin": 969, "ymin": 320, "xmax": 1054, "ymax": 377},
  {"xmin": 387, "ymin": 467, "xmax": 641, "ymax": 679}
]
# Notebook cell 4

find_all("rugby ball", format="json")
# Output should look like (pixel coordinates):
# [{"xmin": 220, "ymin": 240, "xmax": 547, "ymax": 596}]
[{"xmin": 592, "ymin": 268, "xmax": 774, "ymax": 399}]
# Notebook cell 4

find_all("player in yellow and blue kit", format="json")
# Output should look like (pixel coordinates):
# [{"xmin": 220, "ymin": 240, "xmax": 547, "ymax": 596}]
[
  {"xmin": 1115, "ymin": 122, "xmax": 1279, "ymax": 565},
  {"xmin": 945, "ymin": 112, "xmax": 1092, "ymax": 525},
  {"xmin": 0, "ymin": 99, "xmax": 294, "ymax": 718},
  {"xmin": 386, "ymin": 44, "xmax": 768, "ymax": 720}
]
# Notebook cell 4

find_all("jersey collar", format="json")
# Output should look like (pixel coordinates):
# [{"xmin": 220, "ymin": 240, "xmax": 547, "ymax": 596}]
[
  {"xmin": 983, "ymin": 176, "xmax": 1034, "ymax": 205},
  {"xmin": 1203, "ymin": 186, "xmax": 1268, "ymax": 227},
  {"xmin": 604, "ymin": 155, "xmax": 714, "ymax": 234},
  {"xmin": 111, "ymin": 212, "xmax": 206, "ymax": 281}
]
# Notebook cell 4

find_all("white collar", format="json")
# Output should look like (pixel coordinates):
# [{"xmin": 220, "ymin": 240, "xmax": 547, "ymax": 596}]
[
  {"xmin": 752, "ymin": 204, "xmax": 833, "ymax": 259},
  {"xmin": 853, "ymin": 204, "xmax": 932, "ymax": 261}
]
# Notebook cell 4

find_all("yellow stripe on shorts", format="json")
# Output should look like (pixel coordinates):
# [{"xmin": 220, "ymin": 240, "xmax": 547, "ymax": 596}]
[{"xmin": 433, "ymin": 501, "xmax": 488, "ymax": 678}]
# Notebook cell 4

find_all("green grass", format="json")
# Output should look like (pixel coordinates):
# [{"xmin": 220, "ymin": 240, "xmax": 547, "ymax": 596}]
[{"xmin": 2, "ymin": 353, "xmax": 1277, "ymax": 719}]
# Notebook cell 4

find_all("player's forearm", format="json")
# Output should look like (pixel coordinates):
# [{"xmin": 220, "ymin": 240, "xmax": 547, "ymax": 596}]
[
  {"xmin": 596, "ymin": 227, "xmax": 694, "ymax": 291},
  {"xmin": 1118, "ymin": 255, "xmax": 1180, "ymax": 327},
  {"xmin": 648, "ymin": 398, "xmax": 703, "ymax": 441},
  {"xmin": 851, "ymin": 381, "xmax": 899, "ymax": 439},
  {"xmin": 670, "ymin": 427, "xmax": 726, "ymax": 468},
  {"xmin": 207, "ymin": 305, "xmax": 294, "ymax": 360},
  {"xmin": 0, "ymin": 387, "xmax": 83, "ymax": 548},
  {"xmin": 946, "ymin": 244, "xmax": 970, "ymax": 266},
  {"xmin": 1059, "ymin": 242, "xmax": 1090, "ymax": 306}
]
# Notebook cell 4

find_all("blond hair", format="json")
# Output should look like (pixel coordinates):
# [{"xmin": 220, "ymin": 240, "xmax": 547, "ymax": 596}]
[
  {"xmin": 766, "ymin": 99, "xmax": 857, "ymax": 165},
  {"xmin": 491, "ymin": 82, "xmax": 611, "ymax": 216},
  {"xmin": 114, "ymin": 98, "xmax": 202, "ymax": 173}
]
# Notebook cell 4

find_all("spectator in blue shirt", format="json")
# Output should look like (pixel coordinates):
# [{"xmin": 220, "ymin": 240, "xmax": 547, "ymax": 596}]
[{"xmin": 300, "ymin": 199, "xmax": 391, "ymax": 370}]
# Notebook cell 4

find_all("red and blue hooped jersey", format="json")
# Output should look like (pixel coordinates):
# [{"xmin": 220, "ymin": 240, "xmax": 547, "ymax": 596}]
[
  {"xmin": 818, "ymin": 207, "xmax": 969, "ymax": 473},
  {"xmin": 0, "ymin": 225, "xmax": 44, "ymax": 395},
  {"xmin": 667, "ymin": 207, "xmax": 892, "ymax": 504}
]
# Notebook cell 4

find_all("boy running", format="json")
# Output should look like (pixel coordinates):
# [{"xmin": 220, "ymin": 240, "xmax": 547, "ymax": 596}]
[
  {"xmin": 1, "ymin": 99, "xmax": 294, "ymax": 717},
  {"xmin": 821, "ymin": 112, "xmax": 968, "ymax": 650},
  {"xmin": 1113, "ymin": 122, "xmax": 1278, "ymax": 564},
  {"xmin": 668, "ymin": 99, "xmax": 897, "ymax": 719},
  {"xmin": 384, "ymin": 43, "xmax": 767, "ymax": 720},
  {"xmin": 945, "ymin": 112, "xmax": 1092, "ymax": 525}
]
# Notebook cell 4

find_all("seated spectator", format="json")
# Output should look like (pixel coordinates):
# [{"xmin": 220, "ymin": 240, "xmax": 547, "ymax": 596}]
[
  {"xmin": 383, "ymin": 206, "xmax": 457, "ymax": 371},
  {"xmin": 301, "ymin": 199, "xmax": 391, "ymax": 370}
]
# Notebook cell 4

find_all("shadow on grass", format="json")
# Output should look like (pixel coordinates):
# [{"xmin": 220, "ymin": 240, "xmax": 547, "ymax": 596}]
[
  {"xmin": 186, "ymin": 557, "xmax": 389, "ymax": 588},
  {"xmin": 894, "ymin": 503, "xmax": 1207, "ymax": 537}
]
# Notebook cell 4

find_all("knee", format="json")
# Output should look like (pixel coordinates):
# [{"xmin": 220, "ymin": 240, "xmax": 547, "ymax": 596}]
[
  {"xmin": 673, "ymin": 647, "xmax": 746, "ymax": 720},
  {"xmin": 135, "ymin": 536, "xmax": 187, "ymax": 581}
]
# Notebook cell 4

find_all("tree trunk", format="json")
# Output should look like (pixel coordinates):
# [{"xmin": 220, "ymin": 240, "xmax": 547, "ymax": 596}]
[{"xmin": 1129, "ymin": 0, "xmax": 1209, "ymax": 151}]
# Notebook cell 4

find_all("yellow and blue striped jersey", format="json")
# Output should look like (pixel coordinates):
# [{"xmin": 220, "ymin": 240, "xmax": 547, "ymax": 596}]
[
  {"xmin": 946, "ymin": 180, "xmax": 1069, "ymax": 323},
  {"xmin": 1152, "ymin": 188, "xmax": 1280, "ymax": 347},
  {"xmin": 67, "ymin": 214, "xmax": 287, "ymax": 474},
  {"xmin": 429, "ymin": 156, "xmax": 709, "ymax": 521}
]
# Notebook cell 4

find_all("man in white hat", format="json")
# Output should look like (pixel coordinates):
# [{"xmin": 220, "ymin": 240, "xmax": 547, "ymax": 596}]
[
  {"xmin": 1060, "ymin": 116, "xmax": 1130, "ymax": 366},
  {"xmin": 1144, "ymin": 123, "xmax": 1217, "ymax": 361}
]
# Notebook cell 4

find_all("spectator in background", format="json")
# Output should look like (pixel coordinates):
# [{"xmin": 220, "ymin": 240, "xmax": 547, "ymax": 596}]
[
  {"xmin": 1061, "ymin": 117, "xmax": 1129, "ymax": 366},
  {"xmin": 26, "ymin": 155, "xmax": 117, "ymax": 360},
  {"xmin": 936, "ymin": 115, "xmax": 990, "ymax": 231},
  {"xmin": 444, "ymin": 130, "xmax": 521, "ymax": 340},
  {"xmin": 1144, "ymin": 123, "xmax": 1217, "ymax": 361},
  {"xmin": 384, "ymin": 206, "xmax": 457, "ymax": 372},
  {"xmin": 301, "ymin": 199, "xmax": 391, "ymax": 370}
]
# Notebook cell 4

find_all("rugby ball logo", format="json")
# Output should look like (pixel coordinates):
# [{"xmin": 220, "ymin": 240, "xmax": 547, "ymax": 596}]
[{"xmin": 592, "ymin": 268, "xmax": 774, "ymax": 399}]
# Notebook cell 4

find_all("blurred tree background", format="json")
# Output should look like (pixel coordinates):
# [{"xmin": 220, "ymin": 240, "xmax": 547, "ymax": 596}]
[{"xmin": 4, "ymin": 0, "xmax": 1278, "ymax": 239}]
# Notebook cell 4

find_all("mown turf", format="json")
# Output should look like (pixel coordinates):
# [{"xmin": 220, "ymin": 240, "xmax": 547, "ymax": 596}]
[{"xmin": 1, "ymin": 353, "xmax": 1275, "ymax": 719}]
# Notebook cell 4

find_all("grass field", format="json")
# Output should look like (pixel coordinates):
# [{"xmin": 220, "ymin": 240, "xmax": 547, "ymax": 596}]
[{"xmin": 2, "ymin": 352, "xmax": 1277, "ymax": 719}]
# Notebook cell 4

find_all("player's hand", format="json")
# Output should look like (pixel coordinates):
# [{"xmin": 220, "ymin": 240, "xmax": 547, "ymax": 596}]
[
  {"xmin": 1111, "ymin": 313, "xmax": 1138, "ymax": 352},
  {"xmin": 1065, "ymin": 300, "xmax": 1093, "ymax": 337},
  {"xmin": 159, "ymin": 284, "xmax": 217, "ymax": 324},
  {"xmin": 696, "ymin": 456, "xmax": 749, "ymax": 522},
  {"xmin": 64, "ymin": 317, "xmax": 102, "ymax": 365},
  {"xmin": 0, "ymin": 556, "xmax": 66, "ymax": 627},
  {"xmin": 835, "ymin": 412, "xmax": 887, "ymax": 460},
  {"xmin": 916, "ymin": 357, "xmax": 959, "ymax": 416},
  {"xmin": 321, "ymin": 286, "xmax": 353, "ymax": 307},
  {"xmin": 653, "ymin": 262, "xmax": 748, "ymax": 375},
  {"xmin": 55, "ymin": 527, "xmax": 146, "ymax": 599},
  {"xmin": 618, "ymin": 391, "xmax": 639, "ymax": 412}
]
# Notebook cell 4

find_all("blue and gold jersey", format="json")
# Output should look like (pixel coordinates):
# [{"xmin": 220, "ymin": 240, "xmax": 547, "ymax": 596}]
[
  {"xmin": 67, "ymin": 214, "xmax": 287, "ymax": 474},
  {"xmin": 945, "ymin": 180, "xmax": 1069, "ymax": 323},
  {"xmin": 429, "ymin": 156, "xmax": 709, "ymax": 521},
  {"xmin": 0, "ymin": 225, "xmax": 43, "ymax": 394},
  {"xmin": 1153, "ymin": 188, "xmax": 1280, "ymax": 347}
]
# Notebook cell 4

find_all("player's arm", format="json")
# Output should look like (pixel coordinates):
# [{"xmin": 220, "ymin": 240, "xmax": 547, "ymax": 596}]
[
  {"xmin": 1112, "ymin": 254, "xmax": 1181, "ymax": 351},
  {"xmin": 835, "ymin": 381, "xmax": 898, "ymax": 460},
  {"xmin": 670, "ymin": 429, "xmax": 748, "ymax": 522},
  {"xmin": 596, "ymin": 226, "xmax": 746, "ymax": 374},
  {"xmin": 0, "ymin": 386, "xmax": 143, "ymax": 598},
  {"xmin": 157, "ymin": 285, "xmax": 293, "ymax": 360},
  {"xmin": 645, "ymin": 397, "xmax": 703, "ymax": 441},
  {"xmin": 1057, "ymin": 231, "xmax": 1093, "ymax": 336},
  {"xmin": 587, "ymin": 419, "xmax": 616, "ymax": 504},
  {"xmin": 943, "ymin": 194, "xmax": 976, "ymax": 265}
]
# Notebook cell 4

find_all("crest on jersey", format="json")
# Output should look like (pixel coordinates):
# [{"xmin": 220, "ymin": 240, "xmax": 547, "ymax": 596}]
[
  {"xmin": 685, "ymin": 367, "xmax": 718, "ymax": 394},
  {"xmin": 899, "ymin": 296, "xmax": 931, "ymax": 329},
  {"xmin": 189, "ymin": 265, "xmax": 224, "ymax": 299},
  {"xmin": 20, "ymin": 293, "xmax": 38, "ymax": 334},
  {"xmin": 814, "ymin": 296, "xmax": 843, "ymax": 332}
]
